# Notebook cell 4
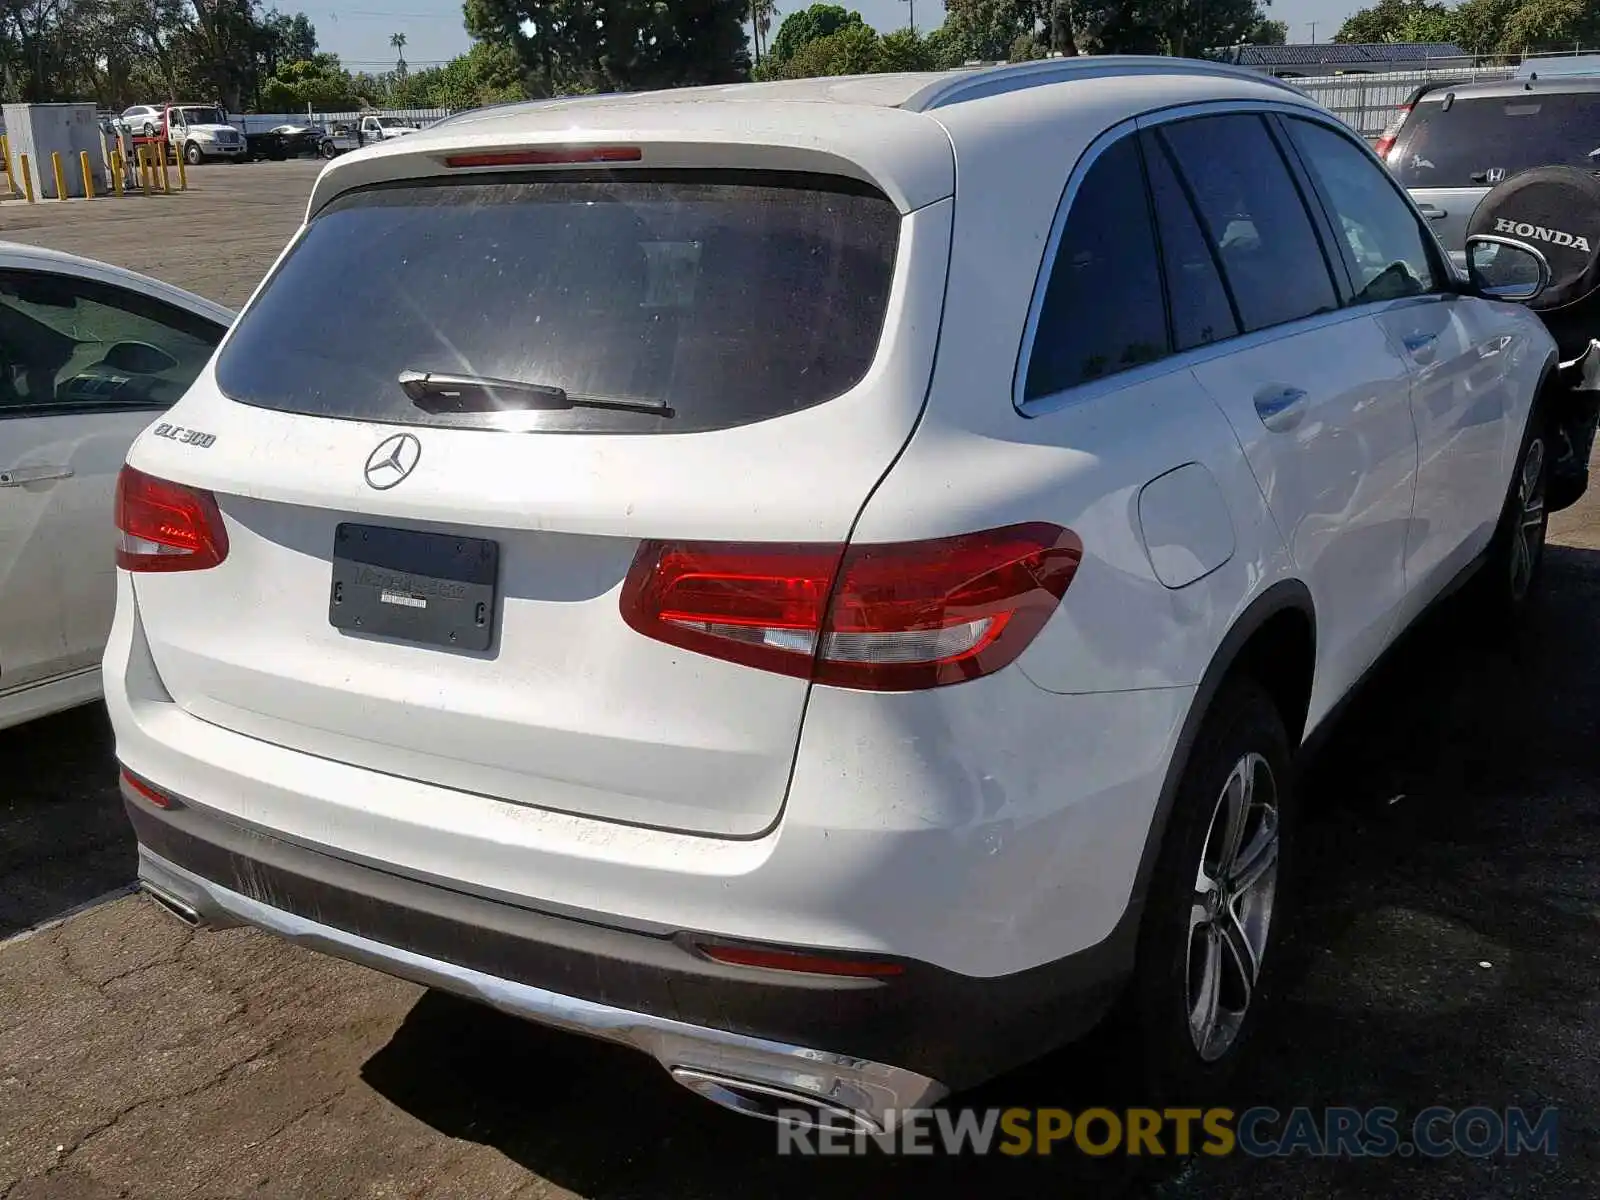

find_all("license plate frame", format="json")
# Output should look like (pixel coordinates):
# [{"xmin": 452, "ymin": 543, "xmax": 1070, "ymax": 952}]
[{"xmin": 329, "ymin": 523, "xmax": 498, "ymax": 651}]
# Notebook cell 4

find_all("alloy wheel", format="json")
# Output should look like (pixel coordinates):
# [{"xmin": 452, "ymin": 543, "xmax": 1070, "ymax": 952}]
[
  {"xmin": 1509, "ymin": 436, "xmax": 1546, "ymax": 602},
  {"xmin": 1187, "ymin": 751, "xmax": 1279, "ymax": 1062}
]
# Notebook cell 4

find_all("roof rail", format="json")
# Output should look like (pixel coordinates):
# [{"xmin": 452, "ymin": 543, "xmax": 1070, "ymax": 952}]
[{"xmin": 901, "ymin": 55, "xmax": 1308, "ymax": 112}]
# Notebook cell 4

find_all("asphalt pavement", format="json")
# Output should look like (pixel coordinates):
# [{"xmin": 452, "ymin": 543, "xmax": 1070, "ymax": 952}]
[{"xmin": 1, "ymin": 160, "xmax": 1598, "ymax": 1199}]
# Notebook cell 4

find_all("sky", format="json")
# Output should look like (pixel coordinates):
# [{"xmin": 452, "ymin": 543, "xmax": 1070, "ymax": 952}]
[{"xmin": 299, "ymin": 0, "xmax": 1364, "ymax": 75}]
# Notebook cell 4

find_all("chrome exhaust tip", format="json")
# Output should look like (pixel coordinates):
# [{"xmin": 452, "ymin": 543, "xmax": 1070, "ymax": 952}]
[
  {"xmin": 139, "ymin": 881, "xmax": 205, "ymax": 928},
  {"xmin": 670, "ymin": 1067, "xmax": 882, "ymax": 1134}
]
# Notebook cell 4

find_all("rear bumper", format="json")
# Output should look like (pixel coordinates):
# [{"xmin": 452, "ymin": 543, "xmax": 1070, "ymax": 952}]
[
  {"xmin": 124, "ymin": 775, "xmax": 1126, "ymax": 1116},
  {"xmin": 136, "ymin": 844, "xmax": 938, "ymax": 1133}
]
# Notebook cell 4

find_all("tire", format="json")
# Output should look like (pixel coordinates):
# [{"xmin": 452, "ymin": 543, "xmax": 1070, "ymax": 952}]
[
  {"xmin": 1469, "ymin": 399, "xmax": 1550, "ymax": 625},
  {"xmin": 183, "ymin": 141, "xmax": 204, "ymax": 167},
  {"xmin": 1126, "ymin": 677, "xmax": 1294, "ymax": 1101},
  {"xmin": 141, "ymin": 122, "xmax": 155, "ymax": 138},
  {"xmin": 320, "ymin": 140, "xmax": 337, "ymax": 159}
]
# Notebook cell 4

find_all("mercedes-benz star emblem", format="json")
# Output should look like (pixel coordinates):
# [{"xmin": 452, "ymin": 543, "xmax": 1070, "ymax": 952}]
[{"xmin": 364, "ymin": 433, "xmax": 422, "ymax": 490}]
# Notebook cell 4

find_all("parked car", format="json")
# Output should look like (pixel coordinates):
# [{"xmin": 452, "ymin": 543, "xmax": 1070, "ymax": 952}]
[
  {"xmin": 268, "ymin": 123, "xmax": 324, "ymax": 158},
  {"xmin": 0, "ymin": 243, "xmax": 231, "ymax": 733},
  {"xmin": 110, "ymin": 57, "xmax": 1572, "ymax": 1134},
  {"xmin": 120, "ymin": 104, "xmax": 162, "ymax": 138},
  {"xmin": 1379, "ymin": 75, "xmax": 1600, "ymax": 263}
]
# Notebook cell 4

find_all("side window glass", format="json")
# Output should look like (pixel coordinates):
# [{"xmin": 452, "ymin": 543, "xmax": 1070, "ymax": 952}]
[
  {"xmin": 1024, "ymin": 135, "xmax": 1169, "ymax": 401},
  {"xmin": 1158, "ymin": 114, "xmax": 1339, "ymax": 333},
  {"xmin": 0, "ymin": 270, "xmax": 224, "ymax": 416},
  {"xmin": 1144, "ymin": 133, "xmax": 1240, "ymax": 352},
  {"xmin": 1284, "ymin": 116, "xmax": 1442, "ymax": 304}
]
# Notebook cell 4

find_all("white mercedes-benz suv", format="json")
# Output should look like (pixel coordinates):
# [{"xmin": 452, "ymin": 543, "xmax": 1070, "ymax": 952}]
[{"xmin": 107, "ymin": 57, "xmax": 1567, "ymax": 1133}]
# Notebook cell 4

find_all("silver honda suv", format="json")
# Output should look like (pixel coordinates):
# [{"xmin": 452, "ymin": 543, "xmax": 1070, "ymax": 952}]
[{"xmin": 1381, "ymin": 74, "xmax": 1600, "ymax": 261}]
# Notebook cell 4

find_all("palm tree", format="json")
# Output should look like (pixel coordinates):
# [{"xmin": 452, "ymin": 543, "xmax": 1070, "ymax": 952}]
[
  {"xmin": 751, "ymin": 0, "xmax": 778, "ymax": 66},
  {"xmin": 390, "ymin": 31, "xmax": 408, "ymax": 79}
]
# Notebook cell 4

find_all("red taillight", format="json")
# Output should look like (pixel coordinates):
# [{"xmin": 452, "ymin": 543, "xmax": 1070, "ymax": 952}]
[
  {"xmin": 620, "ymin": 523, "xmax": 1082, "ymax": 691},
  {"xmin": 698, "ymin": 943, "xmax": 905, "ymax": 978},
  {"xmin": 120, "ymin": 768, "xmax": 175, "ymax": 809},
  {"xmin": 1374, "ymin": 105, "xmax": 1410, "ymax": 161},
  {"xmin": 114, "ymin": 465, "xmax": 228, "ymax": 572},
  {"xmin": 443, "ymin": 146, "xmax": 642, "ymax": 169}
]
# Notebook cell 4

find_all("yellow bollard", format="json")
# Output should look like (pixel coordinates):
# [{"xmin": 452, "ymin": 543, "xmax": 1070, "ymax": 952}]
[
  {"xmin": 175, "ymin": 148, "xmax": 187, "ymax": 191},
  {"xmin": 19, "ymin": 154, "xmax": 34, "ymax": 203},
  {"xmin": 50, "ymin": 151, "xmax": 67, "ymax": 201},
  {"xmin": 79, "ymin": 150, "xmax": 94, "ymax": 199},
  {"xmin": 111, "ymin": 151, "xmax": 124, "ymax": 197},
  {"xmin": 158, "ymin": 148, "xmax": 170, "ymax": 193}
]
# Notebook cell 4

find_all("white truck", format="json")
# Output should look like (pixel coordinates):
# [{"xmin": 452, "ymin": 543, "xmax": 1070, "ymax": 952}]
[
  {"xmin": 162, "ymin": 104, "xmax": 247, "ymax": 165},
  {"xmin": 358, "ymin": 114, "xmax": 422, "ymax": 141}
]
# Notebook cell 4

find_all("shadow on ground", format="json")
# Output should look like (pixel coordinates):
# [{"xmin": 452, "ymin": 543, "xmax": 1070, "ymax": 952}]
[
  {"xmin": 362, "ymin": 544, "xmax": 1600, "ymax": 1198},
  {"xmin": 0, "ymin": 704, "xmax": 130, "ymax": 938}
]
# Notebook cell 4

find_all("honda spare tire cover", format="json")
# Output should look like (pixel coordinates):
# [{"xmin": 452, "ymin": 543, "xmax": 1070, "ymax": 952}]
[{"xmin": 1467, "ymin": 166, "xmax": 1600, "ymax": 312}]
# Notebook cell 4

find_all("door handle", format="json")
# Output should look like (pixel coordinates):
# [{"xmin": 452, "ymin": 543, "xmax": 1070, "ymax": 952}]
[
  {"xmin": 1253, "ymin": 385, "xmax": 1308, "ymax": 431},
  {"xmin": 1416, "ymin": 203, "xmax": 1448, "ymax": 221},
  {"xmin": 0, "ymin": 465, "xmax": 74, "ymax": 487},
  {"xmin": 1403, "ymin": 331, "xmax": 1439, "ymax": 361}
]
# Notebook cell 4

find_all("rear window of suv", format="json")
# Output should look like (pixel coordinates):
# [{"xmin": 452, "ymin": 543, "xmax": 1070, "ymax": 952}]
[
  {"xmin": 1390, "ymin": 91, "xmax": 1600, "ymax": 187},
  {"xmin": 214, "ymin": 172, "xmax": 902, "ymax": 434}
]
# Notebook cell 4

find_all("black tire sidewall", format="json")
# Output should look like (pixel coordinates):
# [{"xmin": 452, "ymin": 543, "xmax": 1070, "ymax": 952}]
[
  {"xmin": 184, "ymin": 142, "xmax": 202, "ymax": 166},
  {"xmin": 1129, "ymin": 677, "xmax": 1295, "ymax": 1103}
]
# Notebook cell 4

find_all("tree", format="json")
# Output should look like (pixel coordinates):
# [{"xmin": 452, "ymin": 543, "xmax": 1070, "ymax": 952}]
[
  {"xmin": 750, "ymin": 0, "xmax": 778, "ymax": 64},
  {"xmin": 1333, "ymin": 0, "xmax": 1458, "ymax": 45},
  {"xmin": 1500, "ymin": 0, "xmax": 1600, "ymax": 52},
  {"xmin": 768, "ymin": 3, "xmax": 863, "ymax": 62},
  {"xmin": 260, "ymin": 50, "xmax": 362, "ymax": 109},
  {"xmin": 876, "ymin": 24, "xmax": 932, "ymax": 68},
  {"xmin": 1336, "ymin": 0, "xmax": 1600, "ymax": 53},
  {"xmin": 778, "ymin": 19, "xmax": 877, "ymax": 73},
  {"xmin": 1145, "ymin": 0, "xmax": 1268, "ymax": 56},
  {"xmin": 1248, "ymin": 16, "xmax": 1288, "ymax": 43},
  {"xmin": 465, "ymin": 0, "xmax": 749, "ymax": 97},
  {"xmin": 390, "ymin": 30, "xmax": 406, "ymax": 77},
  {"xmin": 389, "ymin": 39, "xmax": 526, "ymax": 107}
]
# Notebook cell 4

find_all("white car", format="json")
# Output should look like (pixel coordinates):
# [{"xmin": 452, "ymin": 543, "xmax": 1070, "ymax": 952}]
[
  {"xmin": 120, "ymin": 104, "xmax": 162, "ymax": 138},
  {"xmin": 107, "ymin": 58, "xmax": 1565, "ymax": 1132},
  {"xmin": 0, "ymin": 244, "xmax": 230, "ymax": 732}
]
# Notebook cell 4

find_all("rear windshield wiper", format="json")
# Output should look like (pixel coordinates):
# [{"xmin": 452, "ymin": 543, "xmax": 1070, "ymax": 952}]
[{"xmin": 398, "ymin": 369, "xmax": 673, "ymax": 417}]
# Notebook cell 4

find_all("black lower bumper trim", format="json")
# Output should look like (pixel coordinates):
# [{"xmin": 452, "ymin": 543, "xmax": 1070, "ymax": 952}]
[{"xmin": 122, "ymin": 776, "xmax": 1128, "ymax": 1088}]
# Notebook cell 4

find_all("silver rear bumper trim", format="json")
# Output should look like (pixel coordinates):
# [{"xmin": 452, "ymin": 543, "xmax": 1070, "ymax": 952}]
[{"xmin": 137, "ymin": 847, "xmax": 946, "ymax": 1132}]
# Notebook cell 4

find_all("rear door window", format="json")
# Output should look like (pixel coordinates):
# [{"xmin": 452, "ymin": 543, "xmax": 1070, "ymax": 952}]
[
  {"xmin": 1143, "ymin": 133, "xmax": 1240, "ymax": 352},
  {"xmin": 1391, "ymin": 92, "xmax": 1600, "ymax": 188},
  {"xmin": 214, "ymin": 173, "xmax": 902, "ymax": 434},
  {"xmin": 1157, "ymin": 114, "xmax": 1340, "ymax": 334}
]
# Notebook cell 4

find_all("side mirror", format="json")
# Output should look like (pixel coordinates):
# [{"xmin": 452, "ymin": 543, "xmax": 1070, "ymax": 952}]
[{"xmin": 1464, "ymin": 234, "xmax": 1551, "ymax": 302}]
